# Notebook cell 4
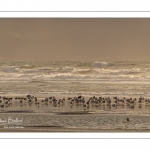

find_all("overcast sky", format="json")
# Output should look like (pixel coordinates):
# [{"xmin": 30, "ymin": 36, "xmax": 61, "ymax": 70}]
[{"xmin": 0, "ymin": 18, "xmax": 150, "ymax": 62}]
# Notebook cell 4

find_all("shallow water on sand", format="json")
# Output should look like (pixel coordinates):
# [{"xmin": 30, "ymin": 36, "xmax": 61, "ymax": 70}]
[{"xmin": 0, "ymin": 96, "xmax": 150, "ymax": 114}]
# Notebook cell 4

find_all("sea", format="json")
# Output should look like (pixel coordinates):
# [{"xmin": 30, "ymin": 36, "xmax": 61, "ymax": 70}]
[
  {"xmin": 1, "ymin": 61, "xmax": 150, "ymax": 97},
  {"xmin": 0, "ymin": 61, "xmax": 150, "ymax": 131}
]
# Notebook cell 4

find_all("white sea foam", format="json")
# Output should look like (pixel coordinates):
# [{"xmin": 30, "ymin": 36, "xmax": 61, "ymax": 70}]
[
  {"xmin": 92, "ymin": 61, "xmax": 114, "ymax": 68},
  {"xmin": 61, "ymin": 66, "xmax": 74, "ymax": 72},
  {"xmin": 1, "ymin": 66, "xmax": 19, "ymax": 73}
]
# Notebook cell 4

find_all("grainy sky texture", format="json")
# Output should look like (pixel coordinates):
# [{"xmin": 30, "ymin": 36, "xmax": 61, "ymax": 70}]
[{"xmin": 0, "ymin": 18, "xmax": 150, "ymax": 61}]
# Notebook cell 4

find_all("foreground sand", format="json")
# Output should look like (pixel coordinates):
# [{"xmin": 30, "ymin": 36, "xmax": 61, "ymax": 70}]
[{"xmin": 1, "ymin": 128, "xmax": 150, "ymax": 132}]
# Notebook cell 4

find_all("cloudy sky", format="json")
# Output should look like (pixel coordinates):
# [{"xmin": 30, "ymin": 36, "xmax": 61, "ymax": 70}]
[{"xmin": 0, "ymin": 18, "xmax": 150, "ymax": 61}]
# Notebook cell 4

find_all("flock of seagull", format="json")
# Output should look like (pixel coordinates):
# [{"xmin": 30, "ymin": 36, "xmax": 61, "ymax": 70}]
[
  {"xmin": 0, "ymin": 95, "xmax": 149, "ymax": 111},
  {"xmin": 67, "ymin": 96, "xmax": 149, "ymax": 109}
]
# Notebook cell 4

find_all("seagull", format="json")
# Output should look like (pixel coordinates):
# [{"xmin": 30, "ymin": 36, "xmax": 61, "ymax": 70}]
[{"xmin": 127, "ymin": 117, "xmax": 129, "ymax": 122}]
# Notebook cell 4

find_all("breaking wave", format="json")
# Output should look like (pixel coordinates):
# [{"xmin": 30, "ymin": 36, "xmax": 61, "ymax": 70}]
[
  {"xmin": 1, "ymin": 66, "xmax": 19, "ymax": 73},
  {"xmin": 92, "ymin": 61, "xmax": 114, "ymax": 68}
]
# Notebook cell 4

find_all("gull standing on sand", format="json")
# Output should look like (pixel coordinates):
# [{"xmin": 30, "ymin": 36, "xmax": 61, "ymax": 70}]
[{"xmin": 127, "ymin": 117, "xmax": 129, "ymax": 122}]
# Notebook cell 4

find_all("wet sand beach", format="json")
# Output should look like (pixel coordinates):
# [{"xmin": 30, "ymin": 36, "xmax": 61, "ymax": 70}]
[
  {"xmin": 0, "ymin": 94, "xmax": 150, "ymax": 132},
  {"xmin": 2, "ymin": 89, "xmax": 148, "ymax": 132}
]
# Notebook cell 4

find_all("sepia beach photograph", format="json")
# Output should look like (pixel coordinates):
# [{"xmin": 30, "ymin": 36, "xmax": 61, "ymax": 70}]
[{"xmin": 0, "ymin": 18, "xmax": 150, "ymax": 132}]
